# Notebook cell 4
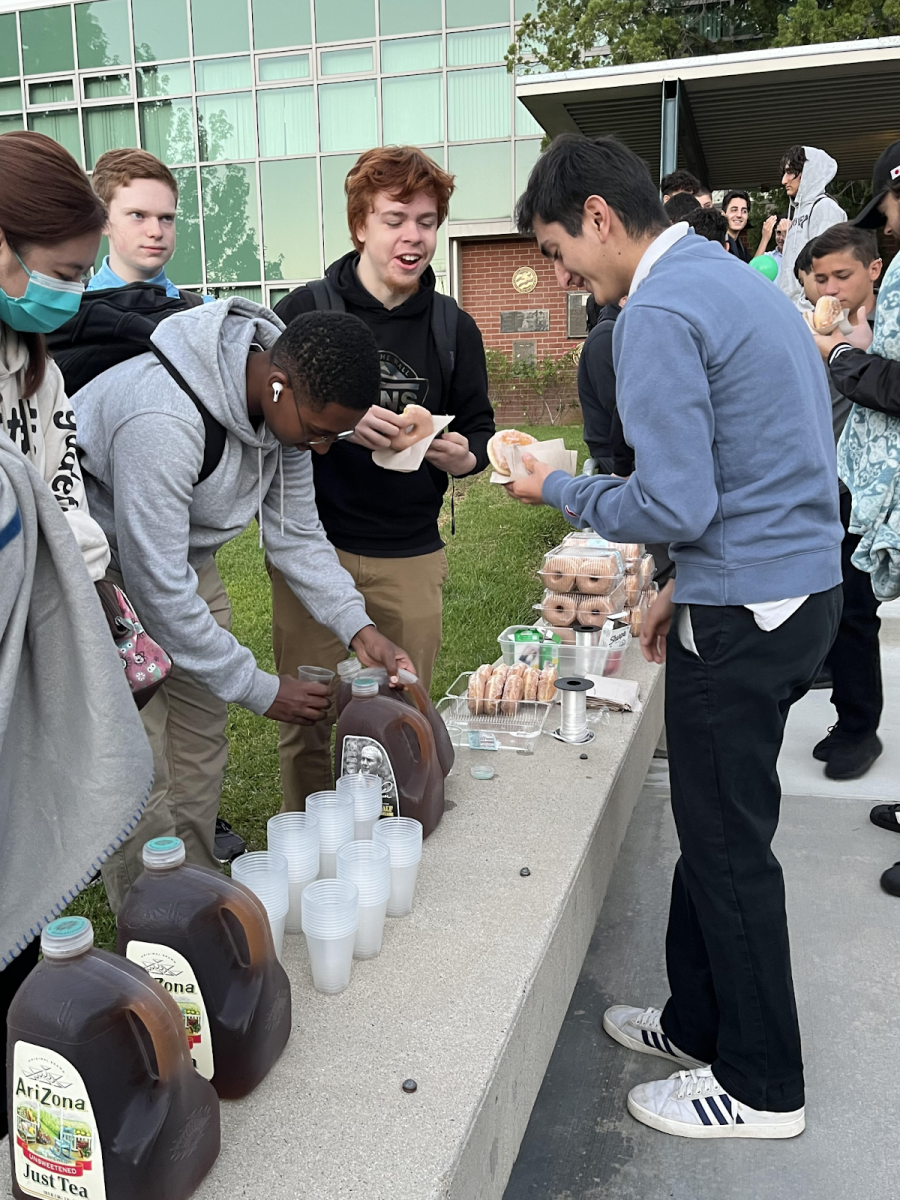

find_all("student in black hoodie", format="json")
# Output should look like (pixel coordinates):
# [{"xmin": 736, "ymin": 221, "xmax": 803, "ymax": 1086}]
[{"xmin": 273, "ymin": 146, "xmax": 494, "ymax": 809}]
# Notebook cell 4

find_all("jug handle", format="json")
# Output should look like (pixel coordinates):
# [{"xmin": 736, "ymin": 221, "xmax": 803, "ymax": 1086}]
[
  {"xmin": 220, "ymin": 883, "xmax": 273, "ymax": 967},
  {"xmin": 126, "ymin": 985, "xmax": 190, "ymax": 1084},
  {"xmin": 398, "ymin": 669, "xmax": 427, "ymax": 716}
]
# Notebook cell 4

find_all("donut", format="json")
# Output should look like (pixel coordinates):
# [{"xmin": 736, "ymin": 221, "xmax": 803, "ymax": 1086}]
[
  {"xmin": 487, "ymin": 429, "xmax": 537, "ymax": 476},
  {"xmin": 537, "ymin": 665, "xmax": 558, "ymax": 704},
  {"xmin": 522, "ymin": 667, "xmax": 539, "ymax": 702},
  {"xmin": 812, "ymin": 295, "xmax": 843, "ymax": 333},
  {"xmin": 576, "ymin": 586, "xmax": 625, "ymax": 626},
  {"xmin": 542, "ymin": 555, "xmax": 577, "ymax": 593},
  {"xmin": 475, "ymin": 663, "xmax": 494, "ymax": 685},
  {"xmin": 624, "ymin": 574, "xmax": 641, "ymax": 606},
  {"xmin": 391, "ymin": 404, "xmax": 433, "ymax": 451},
  {"xmin": 541, "ymin": 592, "xmax": 577, "ymax": 627},
  {"xmin": 500, "ymin": 673, "xmax": 524, "ymax": 715},
  {"xmin": 483, "ymin": 664, "xmax": 509, "ymax": 716},
  {"xmin": 575, "ymin": 555, "xmax": 621, "ymax": 595},
  {"xmin": 636, "ymin": 553, "xmax": 655, "ymax": 589},
  {"xmin": 507, "ymin": 662, "xmax": 527, "ymax": 678},
  {"xmin": 629, "ymin": 605, "xmax": 644, "ymax": 637},
  {"xmin": 606, "ymin": 543, "xmax": 642, "ymax": 572},
  {"xmin": 467, "ymin": 672, "xmax": 485, "ymax": 715}
]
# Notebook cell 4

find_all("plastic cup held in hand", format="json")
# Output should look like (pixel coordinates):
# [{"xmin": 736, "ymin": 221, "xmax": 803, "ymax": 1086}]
[
  {"xmin": 306, "ymin": 790, "xmax": 354, "ymax": 879},
  {"xmin": 337, "ymin": 840, "xmax": 391, "ymax": 959},
  {"xmin": 336, "ymin": 772, "xmax": 382, "ymax": 840},
  {"xmin": 231, "ymin": 850, "xmax": 289, "ymax": 960},
  {"xmin": 372, "ymin": 817, "xmax": 422, "ymax": 918},
  {"xmin": 297, "ymin": 665, "xmax": 336, "ymax": 685},
  {"xmin": 301, "ymin": 878, "xmax": 359, "ymax": 993},
  {"xmin": 266, "ymin": 812, "xmax": 320, "ymax": 934}
]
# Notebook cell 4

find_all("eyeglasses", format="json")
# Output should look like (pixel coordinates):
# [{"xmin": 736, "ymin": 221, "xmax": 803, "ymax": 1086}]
[{"xmin": 271, "ymin": 357, "xmax": 356, "ymax": 447}]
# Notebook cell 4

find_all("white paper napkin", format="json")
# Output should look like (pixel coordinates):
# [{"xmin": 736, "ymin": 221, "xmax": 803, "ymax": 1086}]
[
  {"xmin": 490, "ymin": 438, "xmax": 578, "ymax": 484},
  {"xmin": 584, "ymin": 675, "xmax": 643, "ymax": 713},
  {"xmin": 372, "ymin": 413, "xmax": 453, "ymax": 473}
]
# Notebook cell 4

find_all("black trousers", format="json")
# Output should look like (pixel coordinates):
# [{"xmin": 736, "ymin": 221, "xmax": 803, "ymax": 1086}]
[
  {"xmin": 661, "ymin": 587, "xmax": 842, "ymax": 1112},
  {"xmin": 0, "ymin": 939, "xmax": 42, "ymax": 1139},
  {"xmin": 825, "ymin": 489, "xmax": 882, "ymax": 739}
]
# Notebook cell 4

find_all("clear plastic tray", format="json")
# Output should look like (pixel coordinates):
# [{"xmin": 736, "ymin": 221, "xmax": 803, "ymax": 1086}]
[
  {"xmin": 437, "ymin": 673, "xmax": 552, "ymax": 753},
  {"xmin": 539, "ymin": 545, "xmax": 624, "ymax": 594},
  {"xmin": 561, "ymin": 534, "xmax": 645, "ymax": 572},
  {"xmin": 536, "ymin": 582, "xmax": 628, "ymax": 626}
]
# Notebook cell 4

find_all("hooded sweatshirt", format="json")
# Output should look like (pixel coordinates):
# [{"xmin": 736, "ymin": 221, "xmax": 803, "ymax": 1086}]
[
  {"xmin": 72, "ymin": 297, "xmax": 372, "ymax": 715},
  {"xmin": 275, "ymin": 253, "xmax": 495, "ymax": 557},
  {"xmin": 779, "ymin": 146, "xmax": 847, "ymax": 308},
  {"xmin": 0, "ymin": 323, "xmax": 110, "ymax": 581}
]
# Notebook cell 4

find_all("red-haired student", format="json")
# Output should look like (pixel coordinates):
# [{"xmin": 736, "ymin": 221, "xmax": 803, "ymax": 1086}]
[{"xmin": 273, "ymin": 145, "xmax": 494, "ymax": 810}]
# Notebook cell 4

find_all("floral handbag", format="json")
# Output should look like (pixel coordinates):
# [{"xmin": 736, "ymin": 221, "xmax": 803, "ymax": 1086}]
[{"xmin": 95, "ymin": 580, "xmax": 172, "ymax": 710}]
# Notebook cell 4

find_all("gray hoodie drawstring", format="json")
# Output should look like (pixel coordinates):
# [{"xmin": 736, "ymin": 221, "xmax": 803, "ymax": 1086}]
[
  {"xmin": 257, "ymin": 443, "xmax": 285, "ymax": 548},
  {"xmin": 279, "ymin": 444, "xmax": 285, "ymax": 537}
]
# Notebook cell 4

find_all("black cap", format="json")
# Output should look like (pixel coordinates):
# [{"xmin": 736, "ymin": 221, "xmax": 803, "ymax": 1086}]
[{"xmin": 853, "ymin": 139, "xmax": 900, "ymax": 229}]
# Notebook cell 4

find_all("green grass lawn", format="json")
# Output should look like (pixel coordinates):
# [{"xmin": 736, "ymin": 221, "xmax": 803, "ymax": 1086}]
[{"xmin": 68, "ymin": 425, "xmax": 586, "ymax": 947}]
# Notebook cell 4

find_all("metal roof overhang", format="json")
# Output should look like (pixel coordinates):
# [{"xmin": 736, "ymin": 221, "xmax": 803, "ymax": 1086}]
[{"xmin": 516, "ymin": 37, "xmax": 900, "ymax": 189}]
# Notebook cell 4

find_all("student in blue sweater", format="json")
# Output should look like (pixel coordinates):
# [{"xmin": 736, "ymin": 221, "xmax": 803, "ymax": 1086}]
[{"xmin": 508, "ymin": 134, "xmax": 843, "ymax": 1141}]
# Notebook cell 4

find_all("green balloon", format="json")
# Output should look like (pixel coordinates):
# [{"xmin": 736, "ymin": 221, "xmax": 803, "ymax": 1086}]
[{"xmin": 749, "ymin": 254, "xmax": 779, "ymax": 281}]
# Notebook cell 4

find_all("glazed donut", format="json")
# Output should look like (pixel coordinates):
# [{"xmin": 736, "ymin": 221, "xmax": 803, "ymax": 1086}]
[
  {"xmin": 522, "ymin": 667, "xmax": 539, "ymax": 702},
  {"xmin": 629, "ymin": 605, "xmax": 644, "ymax": 637},
  {"xmin": 610, "ymin": 543, "xmax": 643, "ymax": 572},
  {"xmin": 576, "ymin": 585, "xmax": 625, "ymax": 626},
  {"xmin": 575, "ymin": 555, "xmax": 621, "ymax": 595},
  {"xmin": 541, "ymin": 592, "xmax": 577, "ymax": 627},
  {"xmin": 542, "ymin": 555, "xmax": 577, "ymax": 593},
  {"xmin": 391, "ymin": 404, "xmax": 433, "ymax": 451},
  {"xmin": 537, "ymin": 665, "xmax": 558, "ymax": 704},
  {"xmin": 500, "ymin": 673, "xmax": 524, "ymax": 715},
  {"xmin": 507, "ymin": 662, "xmax": 527, "ymax": 678},
  {"xmin": 475, "ymin": 663, "xmax": 494, "ymax": 685},
  {"xmin": 624, "ymin": 574, "xmax": 641, "ymax": 606},
  {"xmin": 467, "ymin": 671, "xmax": 485, "ymax": 715},
  {"xmin": 812, "ymin": 295, "xmax": 843, "ymax": 333},
  {"xmin": 636, "ymin": 553, "xmax": 655, "ymax": 589},
  {"xmin": 487, "ymin": 428, "xmax": 537, "ymax": 476},
  {"xmin": 483, "ymin": 664, "xmax": 509, "ymax": 716}
]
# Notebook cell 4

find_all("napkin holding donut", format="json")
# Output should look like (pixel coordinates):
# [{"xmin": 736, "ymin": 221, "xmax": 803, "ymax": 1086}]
[
  {"xmin": 372, "ymin": 405, "xmax": 454, "ymax": 472},
  {"xmin": 488, "ymin": 431, "xmax": 577, "ymax": 484}
]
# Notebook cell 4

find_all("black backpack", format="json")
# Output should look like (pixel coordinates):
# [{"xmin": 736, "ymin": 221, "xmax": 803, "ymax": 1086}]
[
  {"xmin": 306, "ymin": 277, "xmax": 459, "ymax": 401},
  {"xmin": 47, "ymin": 283, "xmax": 225, "ymax": 484}
]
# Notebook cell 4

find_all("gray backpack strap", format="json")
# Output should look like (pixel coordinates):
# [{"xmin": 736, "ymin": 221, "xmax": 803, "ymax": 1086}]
[
  {"xmin": 430, "ymin": 292, "xmax": 458, "ymax": 403},
  {"xmin": 308, "ymin": 277, "xmax": 345, "ymax": 311}
]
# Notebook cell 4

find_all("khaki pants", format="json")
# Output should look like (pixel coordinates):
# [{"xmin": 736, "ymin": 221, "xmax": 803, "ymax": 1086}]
[
  {"xmin": 101, "ymin": 557, "xmax": 231, "ymax": 912},
  {"xmin": 270, "ymin": 548, "xmax": 448, "ymax": 812}
]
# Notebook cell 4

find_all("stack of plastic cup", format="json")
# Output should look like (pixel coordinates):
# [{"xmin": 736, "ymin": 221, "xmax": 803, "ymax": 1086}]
[
  {"xmin": 231, "ymin": 851, "xmax": 289, "ymax": 961},
  {"xmin": 336, "ymin": 841, "xmax": 391, "ymax": 959},
  {"xmin": 301, "ymin": 879, "xmax": 359, "ymax": 994},
  {"xmin": 335, "ymin": 772, "xmax": 382, "ymax": 840},
  {"xmin": 267, "ymin": 812, "xmax": 320, "ymax": 934},
  {"xmin": 372, "ymin": 817, "xmax": 423, "ymax": 917},
  {"xmin": 306, "ymin": 791, "xmax": 354, "ymax": 879}
]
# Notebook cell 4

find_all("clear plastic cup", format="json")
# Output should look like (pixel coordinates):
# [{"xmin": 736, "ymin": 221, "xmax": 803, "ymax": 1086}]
[
  {"xmin": 306, "ymin": 791, "xmax": 354, "ymax": 879},
  {"xmin": 297, "ymin": 665, "xmax": 336, "ymax": 685},
  {"xmin": 301, "ymin": 879, "xmax": 359, "ymax": 994},
  {"xmin": 231, "ymin": 851, "xmax": 290, "ymax": 961},
  {"xmin": 337, "ymin": 841, "xmax": 391, "ymax": 959},
  {"xmin": 335, "ymin": 772, "xmax": 382, "ymax": 840},
  {"xmin": 372, "ymin": 817, "xmax": 423, "ymax": 918},
  {"xmin": 267, "ymin": 812, "xmax": 320, "ymax": 934}
]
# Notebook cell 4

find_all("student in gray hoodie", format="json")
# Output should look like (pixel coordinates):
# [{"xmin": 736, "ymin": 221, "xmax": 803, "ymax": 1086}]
[
  {"xmin": 73, "ymin": 299, "xmax": 412, "ymax": 911},
  {"xmin": 778, "ymin": 144, "xmax": 847, "ymax": 308}
]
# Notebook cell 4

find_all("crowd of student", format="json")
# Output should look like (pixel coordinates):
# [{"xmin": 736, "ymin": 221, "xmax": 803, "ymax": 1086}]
[{"xmin": 0, "ymin": 119, "xmax": 899, "ymax": 1148}]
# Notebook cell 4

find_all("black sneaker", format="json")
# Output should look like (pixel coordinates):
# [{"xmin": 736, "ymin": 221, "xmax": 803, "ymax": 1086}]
[
  {"xmin": 870, "ymin": 804, "xmax": 900, "ymax": 833},
  {"xmin": 214, "ymin": 817, "xmax": 246, "ymax": 863},
  {"xmin": 879, "ymin": 862, "xmax": 900, "ymax": 897},
  {"xmin": 824, "ymin": 734, "xmax": 883, "ymax": 781},
  {"xmin": 812, "ymin": 724, "xmax": 841, "ymax": 762}
]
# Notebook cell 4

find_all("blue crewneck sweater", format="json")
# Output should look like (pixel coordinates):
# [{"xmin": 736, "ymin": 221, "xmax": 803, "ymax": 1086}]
[{"xmin": 543, "ymin": 233, "xmax": 842, "ymax": 605}]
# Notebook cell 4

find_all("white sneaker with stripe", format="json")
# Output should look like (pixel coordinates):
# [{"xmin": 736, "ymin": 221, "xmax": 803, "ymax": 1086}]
[
  {"xmin": 627, "ymin": 1067, "xmax": 806, "ymax": 1140},
  {"xmin": 602, "ymin": 1005, "xmax": 707, "ymax": 1069}
]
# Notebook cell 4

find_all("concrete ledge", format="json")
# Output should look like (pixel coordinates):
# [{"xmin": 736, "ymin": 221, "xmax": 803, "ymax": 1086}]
[{"xmin": 3, "ymin": 646, "xmax": 663, "ymax": 1200}]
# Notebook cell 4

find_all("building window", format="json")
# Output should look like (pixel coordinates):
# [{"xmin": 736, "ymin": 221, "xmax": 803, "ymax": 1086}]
[
  {"xmin": 447, "ymin": 27, "xmax": 509, "ymax": 67},
  {"xmin": 448, "ymin": 67, "xmax": 509, "ymax": 142},
  {"xmin": 83, "ymin": 73, "xmax": 132, "ymax": 101},
  {"xmin": 28, "ymin": 79, "xmax": 75, "ymax": 105},
  {"xmin": 191, "ymin": 0, "xmax": 250, "ymax": 57},
  {"xmin": 446, "ymin": 0, "xmax": 509, "ymax": 27},
  {"xmin": 28, "ymin": 108, "xmax": 80, "ymax": 159},
  {"xmin": 380, "ymin": 35, "xmax": 442, "ymax": 73},
  {"xmin": 75, "ymin": 0, "xmax": 132, "ymax": 70},
  {"xmin": 0, "ymin": 83, "xmax": 22, "ymax": 111},
  {"xmin": 195, "ymin": 57, "xmax": 252, "ymax": 93},
  {"xmin": 140, "ymin": 96, "xmax": 196, "ymax": 164},
  {"xmin": 378, "ymin": 0, "xmax": 441, "ymax": 36},
  {"xmin": 515, "ymin": 137, "xmax": 542, "ymax": 197},
  {"xmin": 314, "ymin": 0, "xmax": 375, "ymax": 45},
  {"xmin": 252, "ymin": 0, "xmax": 312, "ymax": 51},
  {"xmin": 318, "ymin": 79, "xmax": 376, "ymax": 154},
  {"xmin": 201, "ymin": 162, "xmax": 261, "ymax": 282},
  {"xmin": 0, "ymin": 13, "xmax": 20, "ymax": 77},
  {"xmin": 169, "ymin": 165, "xmax": 203, "ymax": 283},
  {"xmin": 257, "ymin": 86, "xmax": 315, "ymax": 157},
  {"xmin": 197, "ymin": 92, "xmax": 255, "ymax": 160},
  {"xmin": 0, "ymin": 114, "xmax": 24, "ymax": 133},
  {"xmin": 320, "ymin": 46, "xmax": 374, "ymax": 77},
  {"xmin": 261, "ymin": 157, "xmax": 321, "ymax": 280},
  {"xmin": 83, "ymin": 103, "xmax": 136, "ymax": 168},
  {"xmin": 258, "ymin": 54, "xmax": 311, "ymax": 84},
  {"xmin": 137, "ymin": 62, "xmax": 192, "ymax": 98},
  {"xmin": 382, "ymin": 73, "xmax": 442, "ymax": 145},
  {"xmin": 21, "ymin": 7, "xmax": 75, "ymax": 76},
  {"xmin": 449, "ymin": 142, "xmax": 511, "ymax": 220},
  {"xmin": 321, "ymin": 152, "xmax": 358, "ymax": 265},
  {"xmin": 133, "ymin": 0, "xmax": 190, "ymax": 64}
]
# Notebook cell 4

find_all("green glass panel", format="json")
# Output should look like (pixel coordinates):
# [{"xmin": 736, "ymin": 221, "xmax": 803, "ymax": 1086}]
[
  {"xmin": 29, "ymin": 79, "xmax": 75, "ymax": 105},
  {"xmin": 258, "ymin": 86, "xmax": 315, "ymax": 157},
  {"xmin": 168, "ymin": 166, "xmax": 202, "ymax": 284},
  {"xmin": 0, "ymin": 84, "xmax": 21, "ymax": 112},
  {"xmin": 195, "ymin": 57, "xmax": 252, "ymax": 91},
  {"xmin": 447, "ymin": 0, "xmax": 508, "ymax": 26},
  {"xmin": 191, "ymin": 0, "xmax": 249, "ymax": 56},
  {"xmin": 318, "ymin": 80, "xmax": 376, "ymax": 154},
  {"xmin": 378, "ymin": 0, "xmax": 441, "ymax": 36},
  {"xmin": 422, "ymin": 145, "xmax": 443, "ymax": 165},
  {"xmin": 21, "ymin": 7, "xmax": 75, "ymax": 75},
  {"xmin": 268, "ymin": 286, "xmax": 292, "ymax": 307},
  {"xmin": 83, "ymin": 104, "xmax": 136, "ymax": 170},
  {"xmin": 382, "ymin": 74, "xmax": 442, "ymax": 146},
  {"xmin": 321, "ymin": 153, "xmax": 356, "ymax": 266},
  {"xmin": 84, "ymin": 73, "xmax": 131, "ymax": 99},
  {"xmin": 515, "ymin": 98, "xmax": 543, "ymax": 136},
  {"xmin": 202, "ymin": 162, "xmax": 261, "ymax": 282},
  {"xmin": 448, "ymin": 67, "xmax": 509, "ymax": 141},
  {"xmin": 28, "ymin": 109, "xmax": 81, "ymax": 162},
  {"xmin": 133, "ymin": 0, "xmax": 189, "ymax": 63},
  {"xmin": 448, "ymin": 28, "xmax": 509, "ymax": 66},
  {"xmin": 432, "ymin": 235, "xmax": 446, "ymax": 275},
  {"xmin": 140, "ymin": 97, "xmax": 195, "ymax": 163},
  {"xmin": 0, "ymin": 114, "xmax": 25, "ymax": 134},
  {"xmin": 449, "ymin": 141, "xmax": 511, "ymax": 220},
  {"xmin": 253, "ymin": 0, "xmax": 312, "ymax": 50},
  {"xmin": 515, "ymin": 137, "xmax": 541, "ymax": 199},
  {"xmin": 381, "ymin": 36, "xmax": 441, "ymax": 73},
  {"xmin": 76, "ymin": 0, "xmax": 131, "ymax": 68},
  {"xmin": 320, "ymin": 46, "xmax": 373, "ymax": 76},
  {"xmin": 314, "ymin": 0, "xmax": 374, "ymax": 44},
  {"xmin": 197, "ymin": 92, "xmax": 255, "ymax": 160},
  {"xmin": 0, "ymin": 15, "xmax": 19, "ymax": 78},
  {"xmin": 515, "ymin": 0, "xmax": 534, "ymax": 15},
  {"xmin": 137, "ymin": 62, "xmax": 192, "ymax": 97},
  {"xmin": 261, "ymin": 158, "xmax": 320, "ymax": 280},
  {"xmin": 211, "ymin": 284, "xmax": 261, "ymax": 301},
  {"xmin": 259, "ymin": 54, "xmax": 309, "ymax": 82}
]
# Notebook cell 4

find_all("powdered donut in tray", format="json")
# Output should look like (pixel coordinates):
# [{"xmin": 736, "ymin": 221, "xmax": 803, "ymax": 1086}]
[{"xmin": 541, "ymin": 591, "xmax": 577, "ymax": 627}]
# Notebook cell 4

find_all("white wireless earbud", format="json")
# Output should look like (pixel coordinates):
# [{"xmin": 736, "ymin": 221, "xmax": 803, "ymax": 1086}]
[{"xmin": 271, "ymin": 381, "xmax": 283, "ymax": 403}]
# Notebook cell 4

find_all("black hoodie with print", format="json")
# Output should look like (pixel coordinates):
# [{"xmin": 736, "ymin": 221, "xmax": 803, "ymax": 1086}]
[{"xmin": 275, "ymin": 252, "xmax": 494, "ymax": 557}]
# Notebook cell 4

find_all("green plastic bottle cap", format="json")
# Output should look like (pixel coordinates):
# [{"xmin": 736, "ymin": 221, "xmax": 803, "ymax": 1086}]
[
  {"xmin": 352, "ymin": 678, "xmax": 379, "ymax": 697},
  {"xmin": 143, "ymin": 836, "xmax": 186, "ymax": 869},
  {"xmin": 42, "ymin": 916, "xmax": 94, "ymax": 959}
]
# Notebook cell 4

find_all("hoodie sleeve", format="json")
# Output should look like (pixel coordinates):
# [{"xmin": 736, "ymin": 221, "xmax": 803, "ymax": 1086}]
[
  {"xmin": 262, "ymin": 445, "xmax": 372, "ymax": 645},
  {"xmin": 828, "ymin": 345, "xmax": 900, "ymax": 417},
  {"xmin": 107, "ymin": 410, "xmax": 280, "ymax": 715},
  {"xmin": 542, "ymin": 304, "xmax": 718, "ymax": 545},
  {"xmin": 807, "ymin": 196, "xmax": 847, "ymax": 241},
  {"xmin": 444, "ymin": 310, "xmax": 495, "ymax": 476}
]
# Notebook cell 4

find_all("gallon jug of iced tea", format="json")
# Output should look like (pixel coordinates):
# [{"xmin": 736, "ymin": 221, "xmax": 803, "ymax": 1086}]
[
  {"xmin": 335, "ymin": 677, "xmax": 444, "ymax": 838},
  {"xmin": 395, "ymin": 668, "xmax": 454, "ymax": 778},
  {"xmin": 117, "ymin": 837, "xmax": 291, "ymax": 1100},
  {"xmin": 7, "ymin": 916, "xmax": 220, "ymax": 1200}
]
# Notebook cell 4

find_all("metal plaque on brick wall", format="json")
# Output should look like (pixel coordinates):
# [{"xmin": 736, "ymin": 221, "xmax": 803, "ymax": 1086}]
[
  {"xmin": 567, "ymin": 291, "xmax": 591, "ymax": 338},
  {"xmin": 512, "ymin": 339, "xmax": 536, "ymax": 364},
  {"xmin": 500, "ymin": 309, "xmax": 550, "ymax": 334}
]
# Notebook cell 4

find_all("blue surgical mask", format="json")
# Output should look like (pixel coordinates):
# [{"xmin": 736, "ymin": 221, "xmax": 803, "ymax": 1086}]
[{"xmin": 0, "ymin": 253, "xmax": 84, "ymax": 334}]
